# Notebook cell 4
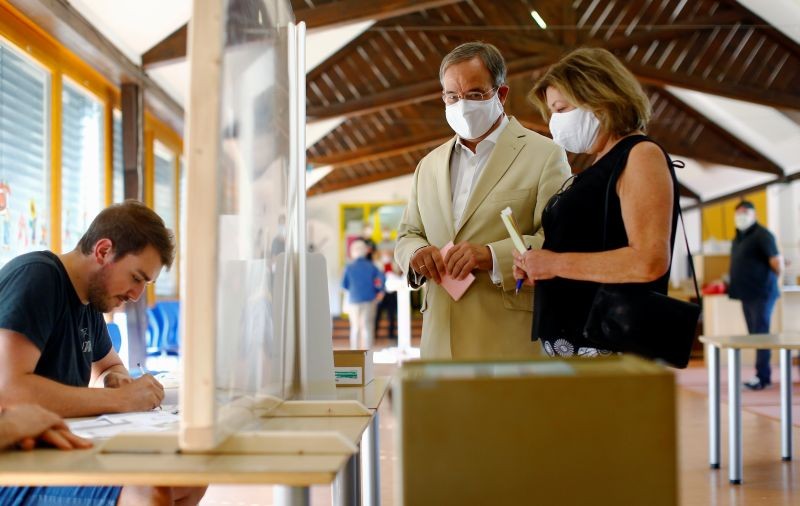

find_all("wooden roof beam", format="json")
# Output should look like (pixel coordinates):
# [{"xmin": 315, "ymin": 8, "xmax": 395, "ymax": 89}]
[
  {"xmin": 593, "ymin": 11, "xmax": 742, "ymax": 52},
  {"xmin": 142, "ymin": 0, "xmax": 465, "ymax": 69},
  {"xmin": 632, "ymin": 63, "xmax": 800, "ymax": 111},
  {"xmin": 307, "ymin": 52, "xmax": 560, "ymax": 122},
  {"xmin": 678, "ymin": 184, "xmax": 700, "ymax": 200},
  {"xmin": 142, "ymin": 23, "xmax": 187, "ymax": 70},
  {"xmin": 297, "ymin": 0, "xmax": 465, "ymax": 31},
  {"xmin": 648, "ymin": 87, "xmax": 784, "ymax": 175},
  {"xmin": 308, "ymin": 165, "xmax": 414, "ymax": 196},
  {"xmin": 309, "ymin": 129, "xmax": 452, "ymax": 169},
  {"xmin": 682, "ymin": 177, "xmax": 781, "ymax": 211}
]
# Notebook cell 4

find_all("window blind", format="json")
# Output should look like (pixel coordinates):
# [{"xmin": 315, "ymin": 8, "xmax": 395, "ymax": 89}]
[
  {"xmin": 154, "ymin": 141, "xmax": 176, "ymax": 296},
  {"xmin": 0, "ymin": 41, "xmax": 50, "ymax": 267},
  {"xmin": 61, "ymin": 79, "xmax": 104, "ymax": 251}
]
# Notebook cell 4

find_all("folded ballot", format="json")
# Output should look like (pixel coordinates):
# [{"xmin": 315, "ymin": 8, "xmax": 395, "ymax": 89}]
[
  {"xmin": 439, "ymin": 241, "xmax": 475, "ymax": 301},
  {"xmin": 500, "ymin": 207, "xmax": 528, "ymax": 254}
]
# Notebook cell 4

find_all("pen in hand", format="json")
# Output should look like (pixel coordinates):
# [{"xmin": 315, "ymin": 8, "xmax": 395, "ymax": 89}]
[
  {"xmin": 136, "ymin": 362, "xmax": 163, "ymax": 411},
  {"xmin": 515, "ymin": 245, "xmax": 533, "ymax": 295}
]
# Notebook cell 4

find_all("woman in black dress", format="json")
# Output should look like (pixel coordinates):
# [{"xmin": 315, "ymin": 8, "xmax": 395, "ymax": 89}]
[{"xmin": 513, "ymin": 48, "xmax": 679, "ymax": 358}]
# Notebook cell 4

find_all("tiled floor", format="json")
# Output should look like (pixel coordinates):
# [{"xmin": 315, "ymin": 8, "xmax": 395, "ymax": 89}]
[{"xmin": 200, "ymin": 347, "xmax": 800, "ymax": 506}]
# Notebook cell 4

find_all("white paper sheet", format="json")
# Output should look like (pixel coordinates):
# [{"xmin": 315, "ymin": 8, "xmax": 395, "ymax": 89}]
[{"xmin": 68, "ymin": 406, "xmax": 180, "ymax": 440}]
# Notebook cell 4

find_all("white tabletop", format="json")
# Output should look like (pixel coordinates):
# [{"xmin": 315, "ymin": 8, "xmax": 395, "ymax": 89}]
[{"xmin": 700, "ymin": 332, "xmax": 800, "ymax": 350}]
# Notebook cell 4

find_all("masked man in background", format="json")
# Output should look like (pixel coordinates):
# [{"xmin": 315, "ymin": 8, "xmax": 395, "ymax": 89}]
[{"xmin": 729, "ymin": 200, "xmax": 783, "ymax": 390}]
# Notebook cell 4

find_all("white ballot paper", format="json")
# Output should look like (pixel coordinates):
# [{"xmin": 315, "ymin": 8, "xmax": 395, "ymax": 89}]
[{"xmin": 68, "ymin": 408, "xmax": 180, "ymax": 440}]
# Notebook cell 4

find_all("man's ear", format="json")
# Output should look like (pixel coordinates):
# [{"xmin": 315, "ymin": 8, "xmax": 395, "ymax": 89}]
[
  {"xmin": 93, "ymin": 238, "xmax": 115, "ymax": 265},
  {"xmin": 498, "ymin": 85, "xmax": 510, "ymax": 105}
]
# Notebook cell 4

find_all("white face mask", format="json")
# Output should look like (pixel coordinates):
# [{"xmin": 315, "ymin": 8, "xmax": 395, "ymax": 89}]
[
  {"xmin": 548, "ymin": 107, "xmax": 601, "ymax": 153},
  {"xmin": 445, "ymin": 94, "xmax": 504, "ymax": 140},
  {"xmin": 734, "ymin": 211, "xmax": 756, "ymax": 231}
]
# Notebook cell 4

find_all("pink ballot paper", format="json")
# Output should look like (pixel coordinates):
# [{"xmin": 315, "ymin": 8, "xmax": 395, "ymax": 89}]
[{"xmin": 438, "ymin": 241, "xmax": 475, "ymax": 301}]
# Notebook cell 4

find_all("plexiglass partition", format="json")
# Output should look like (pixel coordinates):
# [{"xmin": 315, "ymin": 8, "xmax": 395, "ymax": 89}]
[{"xmin": 180, "ymin": 0, "xmax": 300, "ymax": 451}]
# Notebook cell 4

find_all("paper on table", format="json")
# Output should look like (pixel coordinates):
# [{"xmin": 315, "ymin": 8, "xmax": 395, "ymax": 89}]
[
  {"xmin": 67, "ymin": 407, "xmax": 180, "ymax": 440},
  {"xmin": 438, "ymin": 241, "xmax": 475, "ymax": 301},
  {"xmin": 500, "ymin": 207, "xmax": 528, "ymax": 254}
]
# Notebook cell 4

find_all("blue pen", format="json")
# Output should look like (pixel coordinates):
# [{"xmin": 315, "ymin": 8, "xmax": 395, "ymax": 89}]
[
  {"xmin": 137, "ymin": 362, "xmax": 147, "ymax": 377},
  {"xmin": 515, "ymin": 245, "xmax": 533, "ymax": 295}
]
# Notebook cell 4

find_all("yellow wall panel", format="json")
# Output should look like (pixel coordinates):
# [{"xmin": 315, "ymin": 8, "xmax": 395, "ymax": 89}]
[{"xmin": 702, "ymin": 190, "xmax": 767, "ymax": 242}]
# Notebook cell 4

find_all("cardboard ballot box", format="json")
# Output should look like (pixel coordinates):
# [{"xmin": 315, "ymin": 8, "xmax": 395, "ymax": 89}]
[
  {"xmin": 394, "ymin": 355, "xmax": 676, "ymax": 506},
  {"xmin": 333, "ymin": 349, "xmax": 373, "ymax": 386}
]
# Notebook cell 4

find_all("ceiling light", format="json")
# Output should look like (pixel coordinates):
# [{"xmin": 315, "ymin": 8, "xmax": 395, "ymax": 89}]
[{"xmin": 530, "ymin": 10, "xmax": 547, "ymax": 29}]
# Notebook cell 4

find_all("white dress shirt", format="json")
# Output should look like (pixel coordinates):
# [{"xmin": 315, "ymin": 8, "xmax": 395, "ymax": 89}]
[{"xmin": 450, "ymin": 115, "xmax": 508, "ymax": 283}]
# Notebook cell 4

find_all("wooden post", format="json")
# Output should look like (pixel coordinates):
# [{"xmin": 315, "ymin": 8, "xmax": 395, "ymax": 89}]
[{"xmin": 121, "ymin": 82, "xmax": 148, "ymax": 370}]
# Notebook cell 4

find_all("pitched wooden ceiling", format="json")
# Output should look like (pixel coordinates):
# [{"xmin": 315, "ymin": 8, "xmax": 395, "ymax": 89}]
[
  {"xmin": 301, "ymin": 0, "xmax": 800, "ymax": 196},
  {"xmin": 140, "ymin": 0, "xmax": 800, "ymax": 199}
]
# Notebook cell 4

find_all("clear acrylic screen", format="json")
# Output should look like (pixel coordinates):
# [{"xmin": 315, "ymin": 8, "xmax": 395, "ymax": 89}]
[{"xmin": 214, "ymin": 0, "xmax": 296, "ymax": 404}]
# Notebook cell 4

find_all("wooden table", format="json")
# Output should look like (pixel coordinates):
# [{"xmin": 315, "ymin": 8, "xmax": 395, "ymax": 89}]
[
  {"xmin": 699, "ymin": 333, "xmax": 800, "ymax": 484},
  {"xmin": 0, "ymin": 379, "xmax": 392, "ymax": 506}
]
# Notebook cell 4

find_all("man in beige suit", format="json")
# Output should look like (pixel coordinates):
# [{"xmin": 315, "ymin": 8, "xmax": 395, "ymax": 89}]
[{"xmin": 395, "ymin": 42, "xmax": 570, "ymax": 359}]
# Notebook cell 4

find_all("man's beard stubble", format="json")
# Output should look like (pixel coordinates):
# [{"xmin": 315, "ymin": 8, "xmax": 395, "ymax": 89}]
[{"xmin": 87, "ymin": 268, "xmax": 120, "ymax": 312}]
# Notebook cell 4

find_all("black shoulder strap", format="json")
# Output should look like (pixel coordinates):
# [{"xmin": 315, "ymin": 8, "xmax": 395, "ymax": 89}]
[{"xmin": 600, "ymin": 139, "xmax": 700, "ymax": 302}]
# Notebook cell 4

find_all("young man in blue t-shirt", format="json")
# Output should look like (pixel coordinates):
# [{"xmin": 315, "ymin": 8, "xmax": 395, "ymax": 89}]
[
  {"xmin": 0, "ymin": 201, "xmax": 170, "ymax": 416},
  {"xmin": 0, "ymin": 200, "xmax": 205, "ymax": 505}
]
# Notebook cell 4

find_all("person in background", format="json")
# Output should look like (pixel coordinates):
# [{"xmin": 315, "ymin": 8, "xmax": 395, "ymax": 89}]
[
  {"xmin": 0, "ymin": 403, "xmax": 206, "ymax": 505},
  {"xmin": 395, "ymin": 41, "xmax": 570, "ymax": 359},
  {"xmin": 514, "ymin": 47, "xmax": 679, "ymax": 357},
  {"xmin": 342, "ymin": 239, "xmax": 383, "ymax": 349},
  {"xmin": 374, "ymin": 248, "xmax": 399, "ymax": 341},
  {"xmin": 728, "ymin": 200, "xmax": 783, "ymax": 390},
  {"xmin": 0, "ymin": 201, "xmax": 169, "ymax": 418}
]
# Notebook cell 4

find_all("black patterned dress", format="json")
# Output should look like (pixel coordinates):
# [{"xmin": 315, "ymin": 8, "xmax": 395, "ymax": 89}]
[{"xmin": 532, "ymin": 135, "xmax": 679, "ymax": 357}]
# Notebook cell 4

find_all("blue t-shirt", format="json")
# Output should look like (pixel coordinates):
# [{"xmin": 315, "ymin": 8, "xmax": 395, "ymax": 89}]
[
  {"xmin": 729, "ymin": 223, "xmax": 780, "ymax": 302},
  {"xmin": 342, "ymin": 257, "xmax": 382, "ymax": 303},
  {"xmin": 0, "ymin": 251, "xmax": 111, "ymax": 387}
]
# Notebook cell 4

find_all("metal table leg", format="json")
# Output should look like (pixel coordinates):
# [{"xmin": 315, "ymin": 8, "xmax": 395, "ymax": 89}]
[
  {"xmin": 709, "ymin": 344, "xmax": 721, "ymax": 469},
  {"xmin": 274, "ymin": 486, "xmax": 310, "ymax": 506},
  {"xmin": 361, "ymin": 413, "xmax": 381, "ymax": 506},
  {"xmin": 333, "ymin": 452, "xmax": 360, "ymax": 506},
  {"xmin": 728, "ymin": 348, "xmax": 743, "ymax": 484},
  {"xmin": 780, "ymin": 348, "xmax": 793, "ymax": 461}
]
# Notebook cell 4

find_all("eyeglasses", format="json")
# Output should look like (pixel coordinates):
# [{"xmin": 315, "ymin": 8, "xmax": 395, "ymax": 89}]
[
  {"xmin": 544, "ymin": 174, "xmax": 577, "ymax": 215},
  {"xmin": 442, "ymin": 87, "xmax": 498, "ymax": 105}
]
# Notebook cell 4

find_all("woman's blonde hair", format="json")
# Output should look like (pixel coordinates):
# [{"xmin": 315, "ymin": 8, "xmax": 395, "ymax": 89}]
[{"xmin": 529, "ymin": 48, "xmax": 651, "ymax": 137}]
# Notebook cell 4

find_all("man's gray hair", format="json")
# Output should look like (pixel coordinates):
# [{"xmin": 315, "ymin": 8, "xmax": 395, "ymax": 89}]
[{"xmin": 439, "ymin": 42, "xmax": 507, "ymax": 88}]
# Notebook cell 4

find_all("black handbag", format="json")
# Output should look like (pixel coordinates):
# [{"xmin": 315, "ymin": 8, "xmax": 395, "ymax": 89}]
[{"xmin": 582, "ymin": 151, "xmax": 701, "ymax": 369}]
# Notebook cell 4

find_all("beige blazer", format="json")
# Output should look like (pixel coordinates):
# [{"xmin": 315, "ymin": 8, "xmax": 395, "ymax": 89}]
[{"xmin": 395, "ymin": 117, "xmax": 570, "ymax": 359}]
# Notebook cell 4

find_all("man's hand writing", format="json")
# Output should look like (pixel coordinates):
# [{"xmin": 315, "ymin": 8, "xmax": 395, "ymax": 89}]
[{"xmin": 116, "ymin": 374, "xmax": 165, "ymax": 412}]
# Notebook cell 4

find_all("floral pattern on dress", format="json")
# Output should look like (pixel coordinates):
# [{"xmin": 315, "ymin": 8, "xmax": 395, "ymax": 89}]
[
  {"xmin": 553, "ymin": 339, "xmax": 575, "ymax": 356},
  {"xmin": 540, "ymin": 338, "xmax": 614, "ymax": 358}
]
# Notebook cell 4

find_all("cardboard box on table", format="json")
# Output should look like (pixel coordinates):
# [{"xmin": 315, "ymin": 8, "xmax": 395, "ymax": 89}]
[
  {"xmin": 393, "ymin": 355, "xmax": 676, "ymax": 506},
  {"xmin": 333, "ymin": 349, "xmax": 373, "ymax": 386}
]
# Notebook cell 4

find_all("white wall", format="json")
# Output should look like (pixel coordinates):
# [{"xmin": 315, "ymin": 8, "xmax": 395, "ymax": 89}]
[
  {"xmin": 671, "ymin": 207, "xmax": 701, "ymax": 288},
  {"xmin": 307, "ymin": 174, "xmax": 414, "ymax": 315},
  {"xmin": 770, "ymin": 181, "xmax": 800, "ymax": 286}
]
